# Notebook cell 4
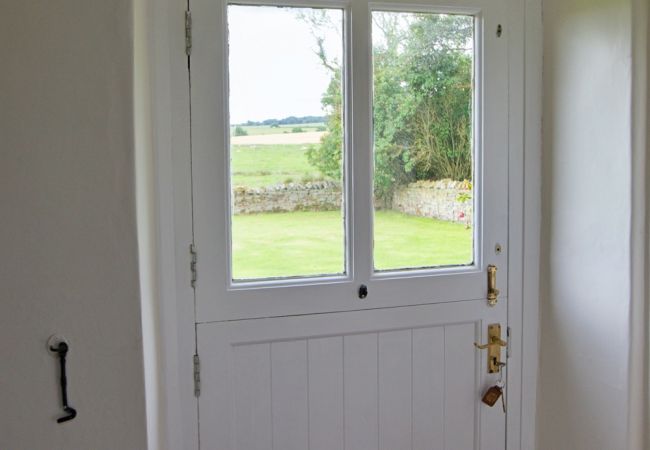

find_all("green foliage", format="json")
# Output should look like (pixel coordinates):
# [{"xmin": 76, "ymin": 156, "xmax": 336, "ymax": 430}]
[
  {"xmin": 291, "ymin": 127, "xmax": 304, "ymax": 133},
  {"xmin": 306, "ymin": 71, "xmax": 344, "ymax": 181},
  {"xmin": 303, "ymin": 13, "xmax": 474, "ymax": 201},
  {"xmin": 234, "ymin": 125, "xmax": 248, "ymax": 136}
]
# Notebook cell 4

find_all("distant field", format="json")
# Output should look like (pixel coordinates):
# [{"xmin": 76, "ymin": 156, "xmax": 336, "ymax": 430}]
[
  {"xmin": 231, "ymin": 122, "xmax": 325, "ymax": 136},
  {"xmin": 231, "ymin": 144, "xmax": 329, "ymax": 188},
  {"xmin": 231, "ymin": 131, "xmax": 325, "ymax": 145}
]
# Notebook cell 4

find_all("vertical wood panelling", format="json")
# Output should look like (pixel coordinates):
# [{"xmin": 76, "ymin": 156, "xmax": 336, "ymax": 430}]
[
  {"xmin": 412, "ymin": 327, "xmax": 445, "ymax": 450},
  {"xmin": 308, "ymin": 337, "xmax": 345, "ymax": 450},
  {"xmin": 216, "ymin": 320, "xmax": 482, "ymax": 450},
  {"xmin": 233, "ymin": 343, "xmax": 272, "ymax": 450},
  {"xmin": 444, "ymin": 324, "xmax": 476, "ymax": 450},
  {"xmin": 271, "ymin": 340, "xmax": 309, "ymax": 450},
  {"xmin": 378, "ymin": 330, "xmax": 413, "ymax": 450},
  {"xmin": 344, "ymin": 333, "xmax": 379, "ymax": 450}
]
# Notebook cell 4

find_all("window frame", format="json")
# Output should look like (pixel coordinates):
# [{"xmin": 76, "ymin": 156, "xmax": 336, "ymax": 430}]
[{"xmin": 223, "ymin": 0, "xmax": 486, "ymax": 289}]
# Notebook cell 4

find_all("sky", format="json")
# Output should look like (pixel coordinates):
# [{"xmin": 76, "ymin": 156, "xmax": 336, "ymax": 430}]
[{"xmin": 228, "ymin": 6, "xmax": 343, "ymax": 124}]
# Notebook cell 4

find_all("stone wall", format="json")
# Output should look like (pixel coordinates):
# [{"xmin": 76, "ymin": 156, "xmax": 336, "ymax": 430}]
[
  {"xmin": 233, "ymin": 179, "xmax": 472, "ymax": 225},
  {"xmin": 233, "ymin": 181, "xmax": 342, "ymax": 214},
  {"xmin": 392, "ymin": 180, "xmax": 473, "ymax": 224}
]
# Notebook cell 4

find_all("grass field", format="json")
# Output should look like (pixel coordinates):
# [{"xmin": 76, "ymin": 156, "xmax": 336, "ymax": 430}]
[
  {"xmin": 231, "ymin": 144, "xmax": 329, "ymax": 187},
  {"xmin": 231, "ymin": 122, "xmax": 325, "ymax": 136},
  {"xmin": 232, "ymin": 210, "xmax": 473, "ymax": 279}
]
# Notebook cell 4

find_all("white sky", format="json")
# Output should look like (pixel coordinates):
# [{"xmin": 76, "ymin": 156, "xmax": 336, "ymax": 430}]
[{"xmin": 228, "ymin": 6, "xmax": 343, "ymax": 124}]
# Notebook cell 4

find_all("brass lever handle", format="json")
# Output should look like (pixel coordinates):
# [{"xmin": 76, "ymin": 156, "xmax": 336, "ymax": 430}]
[
  {"xmin": 474, "ymin": 336, "xmax": 507, "ymax": 349},
  {"xmin": 474, "ymin": 324, "xmax": 507, "ymax": 373}
]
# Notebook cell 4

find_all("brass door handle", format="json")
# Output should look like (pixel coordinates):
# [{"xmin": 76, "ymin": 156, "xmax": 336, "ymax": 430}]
[
  {"xmin": 474, "ymin": 323, "xmax": 507, "ymax": 373},
  {"xmin": 474, "ymin": 337, "xmax": 507, "ymax": 350}
]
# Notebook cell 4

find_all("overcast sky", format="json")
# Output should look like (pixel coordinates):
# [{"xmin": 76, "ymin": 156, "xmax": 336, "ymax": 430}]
[{"xmin": 228, "ymin": 6, "xmax": 343, "ymax": 124}]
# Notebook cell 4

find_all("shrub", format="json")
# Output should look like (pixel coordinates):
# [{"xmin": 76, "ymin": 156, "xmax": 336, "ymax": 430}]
[
  {"xmin": 234, "ymin": 126, "xmax": 248, "ymax": 136},
  {"xmin": 291, "ymin": 127, "xmax": 304, "ymax": 133}
]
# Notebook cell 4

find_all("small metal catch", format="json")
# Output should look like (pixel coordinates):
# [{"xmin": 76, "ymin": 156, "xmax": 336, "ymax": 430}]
[
  {"xmin": 487, "ymin": 265, "xmax": 500, "ymax": 306},
  {"xmin": 358, "ymin": 284, "xmax": 368, "ymax": 299},
  {"xmin": 497, "ymin": 24, "xmax": 503, "ymax": 38}
]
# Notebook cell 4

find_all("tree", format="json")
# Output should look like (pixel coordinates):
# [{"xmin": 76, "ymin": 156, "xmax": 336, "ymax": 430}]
[
  {"xmin": 306, "ymin": 71, "xmax": 343, "ymax": 181},
  {"xmin": 302, "ymin": 12, "xmax": 473, "ymax": 201}
]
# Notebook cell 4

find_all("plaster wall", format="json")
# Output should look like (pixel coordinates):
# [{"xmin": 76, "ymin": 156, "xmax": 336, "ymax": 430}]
[
  {"xmin": 0, "ymin": 1, "xmax": 148, "ymax": 448},
  {"xmin": 539, "ymin": 0, "xmax": 633, "ymax": 448}
]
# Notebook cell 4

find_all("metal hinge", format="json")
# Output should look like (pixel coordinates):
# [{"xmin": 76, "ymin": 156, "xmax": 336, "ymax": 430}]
[
  {"xmin": 190, "ymin": 243, "xmax": 197, "ymax": 288},
  {"xmin": 193, "ymin": 354, "xmax": 201, "ymax": 397},
  {"xmin": 185, "ymin": 9, "xmax": 192, "ymax": 56},
  {"xmin": 506, "ymin": 326, "xmax": 511, "ymax": 359}
]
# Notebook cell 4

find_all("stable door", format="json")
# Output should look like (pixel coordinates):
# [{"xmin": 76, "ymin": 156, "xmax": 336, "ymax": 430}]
[{"xmin": 189, "ymin": 0, "xmax": 509, "ymax": 447}]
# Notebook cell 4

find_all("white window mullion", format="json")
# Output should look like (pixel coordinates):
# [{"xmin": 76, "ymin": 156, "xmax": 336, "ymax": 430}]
[{"xmin": 349, "ymin": 0, "xmax": 374, "ymax": 284}]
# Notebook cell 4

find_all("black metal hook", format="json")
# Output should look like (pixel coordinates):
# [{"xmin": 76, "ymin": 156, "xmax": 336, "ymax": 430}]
[{"xmin": 50, "ymin": 342, "xmax": 77, "ymax": 423}]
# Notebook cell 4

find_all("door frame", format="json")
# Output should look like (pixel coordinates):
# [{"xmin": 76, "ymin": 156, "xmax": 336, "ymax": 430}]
[{"xmin": 140, "ymin": 0, "xmax": 541, "ymax": 448}]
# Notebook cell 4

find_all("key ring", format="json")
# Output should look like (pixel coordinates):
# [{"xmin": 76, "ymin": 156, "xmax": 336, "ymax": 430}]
[{"xmin": 496, "ymin": 362, "xmax": 506, "ymax": 388}]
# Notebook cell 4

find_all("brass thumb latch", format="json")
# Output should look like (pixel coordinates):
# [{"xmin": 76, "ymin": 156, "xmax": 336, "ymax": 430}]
[
  {"xmin": 487, "ymin": 265, "xmax": 499, "ymax": 306},
  {"xmin": 474, "ymin": 323, "xmax": 507, "ymax": 373}
]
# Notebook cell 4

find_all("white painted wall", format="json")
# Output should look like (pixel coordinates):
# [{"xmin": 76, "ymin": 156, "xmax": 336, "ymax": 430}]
[
  {"xmin": 0, "ymin": 1, "xmax": 148, "ymax": 448},
  {"xmin": 539, "ymin": 0, "xmax": 644, "ymax": 448}
]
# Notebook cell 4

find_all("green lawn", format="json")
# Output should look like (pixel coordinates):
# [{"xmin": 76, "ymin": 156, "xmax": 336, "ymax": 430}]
[
  {"xmin": 231, "ymin": 144, "xmax": 328, "ymax": 187},
  {"xmin": 231, "ymin": 123, "xmax": 325, "ymax": 136},
  {"xmin": 232, "ymin": 210, "xmax": 472, "ymax": 279}
]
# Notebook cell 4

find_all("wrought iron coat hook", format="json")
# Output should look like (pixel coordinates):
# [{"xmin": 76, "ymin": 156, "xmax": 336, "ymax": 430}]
[{"xmin": 50, "ymin": 342, "xmax": 77, "ymax": 423}]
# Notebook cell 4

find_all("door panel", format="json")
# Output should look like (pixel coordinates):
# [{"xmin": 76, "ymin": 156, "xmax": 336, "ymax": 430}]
[
  {"xmin": 190, "ymin": 0, "xmax": 508, "ymax": 322},
  {"xmin": 198, "ymin": 301, "xmax": 506, "ymax": 449}
]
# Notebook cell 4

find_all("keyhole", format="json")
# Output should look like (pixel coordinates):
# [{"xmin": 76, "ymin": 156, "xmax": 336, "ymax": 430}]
[{"xmin": 358, "ymin": 284, "xmax": 368, "ymax": 299}]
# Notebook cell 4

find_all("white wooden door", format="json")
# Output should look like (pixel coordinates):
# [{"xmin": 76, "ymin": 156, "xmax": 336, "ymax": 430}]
[
  {"xmin": 189, "ymin": 0, "xmax": 509, "ymax": 446},
  {"xmin": 199, "ymin": 301, "xmax": 507, "ymax": 450}
]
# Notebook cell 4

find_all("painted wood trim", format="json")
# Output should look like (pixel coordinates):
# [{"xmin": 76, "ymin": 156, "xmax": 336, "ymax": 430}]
[{"xmin": 147, "ymin": 0, "xmax": 198, "ymax": 448}]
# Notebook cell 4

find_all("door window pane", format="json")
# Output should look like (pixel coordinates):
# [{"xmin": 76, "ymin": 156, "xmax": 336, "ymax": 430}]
[
  {"xmin": 371, "ymin": 11, "xmax": 475, "ymax": 271},
  {"xmin": 228, "ymin": 5, "xmax": 345, "ymax": 280}
]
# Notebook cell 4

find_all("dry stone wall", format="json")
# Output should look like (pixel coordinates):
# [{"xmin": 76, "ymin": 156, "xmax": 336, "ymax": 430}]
[
  {"xmin": 233, "ymin": 179, "xmax": 472, "ymax": 225},
  {"xmin": 233, "ymin": 181, "xmax": 342, "ymax": 214},
  {"xmin": 392, "ymin": 180, "xmax": 473, "ymax": 224}
]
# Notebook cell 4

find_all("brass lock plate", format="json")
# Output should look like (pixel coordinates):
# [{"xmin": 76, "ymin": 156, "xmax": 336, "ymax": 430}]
[{"xmin": 474, "ymin": 323, "xmax": 507, "ymax": 373}]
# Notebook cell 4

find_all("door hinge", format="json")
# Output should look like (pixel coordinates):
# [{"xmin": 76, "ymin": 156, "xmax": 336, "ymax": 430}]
[
  {"xmin": 190, "ymin": 243, "xmax": 197, "ymax": 288},
  {"xmin": 185, "ymin": 9, "xmax": 192, "ymax": 56},
  {"xmin": 506, "ymin": 326, "xmax": 511, "ymax": 359},
  {"xmin": 193, "ymin": 354, "xmax": 201, "ymax": 397}
]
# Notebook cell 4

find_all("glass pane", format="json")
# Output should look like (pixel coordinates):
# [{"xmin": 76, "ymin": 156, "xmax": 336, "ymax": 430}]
[
  {"xmin": 371, "ymin": 11, "xmax": 475, "ymax": 271},
  {"xmin": 228, "ymin": 5, "xmax": 345, "ymax": 280}
]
